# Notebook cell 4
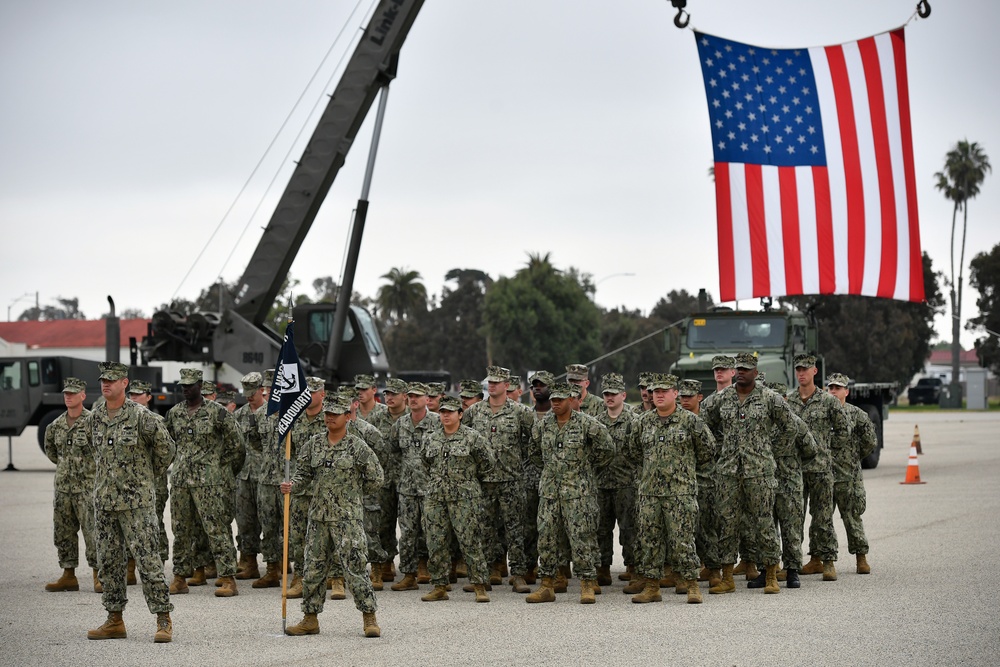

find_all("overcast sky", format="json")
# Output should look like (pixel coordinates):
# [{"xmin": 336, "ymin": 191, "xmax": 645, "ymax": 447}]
[{"xmin": 1, "ymin": 0, "xmax": 996, "ymax": 350}]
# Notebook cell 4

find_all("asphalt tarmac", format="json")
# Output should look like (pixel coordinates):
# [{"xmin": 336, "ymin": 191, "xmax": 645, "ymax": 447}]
[{"xmin": 1, "ymin": 410, "xmax": 998, "ymax": 666}]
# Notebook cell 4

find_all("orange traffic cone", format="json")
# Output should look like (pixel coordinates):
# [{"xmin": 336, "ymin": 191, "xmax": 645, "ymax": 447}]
[
  {"xmin": 900, "ymin": 444, "xmax": 926, "ymax": 485},
  {"xmin": 913, "ymin": 424, "xmax": 922, "ymax": 454}
]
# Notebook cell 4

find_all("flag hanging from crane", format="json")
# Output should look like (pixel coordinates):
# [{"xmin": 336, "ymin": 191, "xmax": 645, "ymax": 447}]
[
  {"xmin": 695, "ymin": 28, "xmax": 924, "ymax": 303},
  {"xmin": 267, "ymin": 321, "xmax": 311, "ymax": 441}
]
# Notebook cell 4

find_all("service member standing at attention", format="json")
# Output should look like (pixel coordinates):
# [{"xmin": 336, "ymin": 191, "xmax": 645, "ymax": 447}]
[
  {"xmin": 566, "ymin": 364, "xmax": 603, "ymax": 417},
  {"xmin": 421, "ymin": 396, "xmax": 495, "ymax": 602},
  {"xmin": 786, "ymin": 354, "xmax": 850, "ymax": 581},
  {"xmin": 282, "ymin": 395, "xmax": 384, "ymax": 638},
  {"xmin": 164, "ymin": 368, "xmax": 245, "ymax": 598},
  {"xmin": 363, "ymin": 376, "xmax": 407, "ymax": 583},
  {"xmin": 459, "ymin": 379, "xmax": 484, "ymax": 410},
  {"xmin": 250, "ymin": 370, "xmax": 287, "ymax": 589},
  {"xmin": 44, "ymin": 377, "xmax": 99, "ymax": 593},
  {"xmin": 86, "ymin": 362, "xmax": 176, "ymax": 642},
  {"xmin": 526, "ymin": 382, "xmax": 614, "ymax": 604},
  {"xmin": 426, "ymin": 382, "xmax": 446, "ymax": 413},
  {"xmin": 232, "ymin": 372, "xmax": 265, "ymax": 581},
  {"xmin": 523, "ymin": 370, "xmax": 555, "ymax": 584},
  {"xmin": 826, "ymin": 373, "xmax": 877, "ymax": 575},
  {"xmin": 462, "ymin": 365, "xmax": 534, "ymax": 593},
  {"xmin": 127, "ymin": 381, "xmax": 170, "ymax": 567}
]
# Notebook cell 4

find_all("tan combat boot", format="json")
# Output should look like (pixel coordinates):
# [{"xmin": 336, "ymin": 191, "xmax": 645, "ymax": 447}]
[
  {"xmin": 631, "ymin": 579, "xmax": 662, "ymax": 604},
  {"xmin": 382, "ymin": 561, "xmax": 396, "ymax": 582},
  {"xmin": 286, "ymin": 574, "xmax": 303, "ymax": 599},
  {"xmin": 474, "ymin": 583, "xmax": 490, "ymax": 602},
  {"xmin": 856, "ymin": 554, "xmax": 871, "ymax": 574},
  {"xmin": 733, "ymin": 560, "xmax": 748, "ymax": 576},
  {"xmin": 93, "ymin": 569, "xmax": 102, "ymax": 593},
  {"xmin": 87, "ymin": 611, "xmax": 126, "ymax": 640},
  {"xmin": 800, "ymin": 555, "xmax": 823, "ymax": 575},
  {"xmin": 330, "ymin": 577, "xmax": 347, "ymax": 600},
  {"xmin": 154, "ymin": 612, "xmax": 172, "ymax": 643},
  {"xmin": 509, "ymin": 575, "xmax": 530, "ymax": 593},
  {"xmin": 698, "ymin": 565, "xmax": 711, "ymax": 582},
  {"xmin": 252, "ymin": 562, "xmax": 281, "ymax": 589},
  {"xmin": 707, "ymin": 568, "xmax": 722, "ymax": 588},
  {"xmin": 370, "ymin": 564, "xmax": 384, "ymax": 591},
  {"xmin": 524, "ymin": 566, "xmax": 537, "ymax": 585},
  {"xmin": 390, "ymin": 573, "xmax": 418, "ymax": 591},
  {"xmin": 554, "ymin": 565, "xmax": 570, "ymax": 593},
  {"xmin": 687, "ymin": 580, "xmax": 703, "ymax": 604},
  {"xmin": 525, "ymin": 577, "xmax": 556, "ymax": 603},
  {"xmin": 204, "ymin": 563, "xmax": 218, "ymax": 579},
  {"xmin": 744, "ymin": 561, "xmax": 759, "ymax": 581},
  {"xmin": 127, "ymin": 559, "xmax": 137, "ymax": 585},
  {"xmin": 764, "ymin": 564, "xmax": 780, "ymax": 593},
  {"xmin": 420, "ymin": 584, "xmax": 449, "ymax": 601},
  {"xmin": 187, "ymin": 567, "xmax": 207, "ymax": 586},
  {"xmin": 623, "ymin": 575, "xmax": 646, "ymax": 594},
  {"xmin": 596, "ymin": 565, "xmax": 612, "ymax": 586},
  {"xmin": 659, "ymin": 566, "xmax": 676, "ymax": 588},
  {"xmin": 777, "ymin": 568, "xmax": 787, "ymax": 581},
  {"xmin": 619, "ymin": 564, "xmax": 634, "ymax": 581},
  {"xmin": 463, "ymin": 581, "xmax": 492, "ymax": 592},
  {"xmin": 489, "ymin": 562, "xmax": 503, "ymax": 586},
  {"xmin": 454, "ymin": 557, "xmax": 468, "ymax": 578},
  {"xmin": 215, "ymin": 576, "xmax": 238, "ymax": 597},
  {"xmin": 363, "ymin": 612, "xmax": 381, "ymax": 638},
  {"xmin": 822, "ymin": 560, "xmax": 838, "ymax": 581},
  {"xmin": 46, "ymin": 568, "xmax": 79, "ymax": 592},
  {"xmin": 674, "ymin": 579, "xmax": 688, "ymax": 595},
  {"xmin": 579, "ymin": 579, "xmax": 597, "ymax": 604},
  {"xmin": 169, "ymin": 574, "xmax": 189, "ymax": 594},
  {"xmin": 416, "ymin": 559, "xmax": 431, "ymax": 584},
  {"xmin": 285, "ymin": 613, "xmax": 319, "ymax": 636},
  {"xmin": 236, "ymin": 553, "xmax": 260, "ymax": 580},
  {"xmin": 709, "ymin": 564, "xmax": 736, "ymax": 594}
]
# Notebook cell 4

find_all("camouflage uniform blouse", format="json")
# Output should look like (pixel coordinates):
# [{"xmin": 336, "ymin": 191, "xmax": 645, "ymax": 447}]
[
  {"xmin": 701, "ymin": 385, "xmax": 798, "ymax": 479},
  {"xmin": 461, "ymin": 398, "xmax": 533, "ymax": 483},
  {"xmin": 594, "ymin": 408, "xmax": 641, "ymax": 490},
  {"xmin": 837, "ymin": 404, "xmax": 878, "ymax": 482},
  {"xmin": 292, "ymin": 432, "xmax": 383, "ymax": 523},
  {"xmin": 233, "ymin": 402, "xmax": 262, "ymax": 483},
  {"xmin": 634, "ymin": 408, "xmax": 716, "ymax": 497},
  {"xmin": 44, "ymin": 408, "xmax": 95, "ymax": 494},
  {"xmin": 165, "ymin": 400, "xmax": 244, "ymax": 487},
  {"xmin": 784, "ymin": 387, "xmax": 850, "ymax": 474},
  {"xmin": 423, "ymin": 425, "xmax": 494, "ymax": 501},
  {"xmin": 528, "ymin": 411, "xmax": 615, "ymax": 501},
  {"xmin": 388, "ymin": 411, "xmax": 441, "ymax": 497}
]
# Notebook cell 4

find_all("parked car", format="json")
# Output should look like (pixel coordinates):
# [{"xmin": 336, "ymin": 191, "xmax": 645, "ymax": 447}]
[{"xmin": 907, "ymin": 377, "xmax": 944, "ymax": 405}]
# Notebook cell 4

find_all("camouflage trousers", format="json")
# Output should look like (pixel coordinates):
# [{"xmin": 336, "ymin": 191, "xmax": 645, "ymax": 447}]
[
  {"xmin": 636, "ymin": 493, "xmax": 700, "ymax": 582},
  {"xmin": 715, "ymin": 474, "xmax": 781, "ymax": 567},
  {"xmin": 257, "ymin": 483, "xmax": 285, "ymax": 563},
  {"xmin": 481, "ymin": 481, "xmax": 528, "ymax": 575},
  {"xmin": 327, "ymin": 494, "xmax": 385, "ymax": 578},
  {"xmin": 802, "ymin": 471, "xmax": 838, "ymax": 561},
  {"xmin": 170, "ymin": 485, "xmax": 238, "ymax": 578},
  {"xmin": 95, "ymin": 506, "xmax": 173, "ymax": 614},
  {"xmin": 53, "ymin": 490, "xmax": 97, "ymax": 569},
  {"xmin": 524, "ymin": 477, "xmax": 540, "ymax": 571},
  {"xmin": 834, "ymin": 479, "xmax": 868, "ymax": 555},
  {"xmin": 597, "ymin": 486, "xmax": 637, "ymax": 568},
  {"xmin": 696, "ymin": 482, "xmax": 721, "ymax": 569},
  {"xmin": 423, "ymin": 496, "xmax": 489, "ymax": 586},
  {"xmin": 234, "ymin": 477, "xmax": 261, "ymax": 556},
  {"xmin": 154, "ymin": 473, "xmax": 169, "ymax": 561},
  {"xmin": 537, "ymin": 494, "xmax": 599, "ymax": 579},
  {"xmin": 397, "ymin": 493, "xmax": 428, "ymax": 575},
  {"xmin": 378, "ymin": 483, "xmax": 399, "ymax": 562},
  {"xmin": 289, "ymin": 493, "xmax": 312, "ymax": 569},
  {"xmin": 774, "ymin": 491, "xmax": 805, "ymax": 570},
  {"xmin": 300, "ymin": 517, "xmax": 377, "ymax": 615}
]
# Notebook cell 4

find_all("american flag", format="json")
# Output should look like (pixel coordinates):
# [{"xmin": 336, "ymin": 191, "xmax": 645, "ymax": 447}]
[{"xmin": 695, "ymin": 28, "xmax": 924, "ymax": 303}]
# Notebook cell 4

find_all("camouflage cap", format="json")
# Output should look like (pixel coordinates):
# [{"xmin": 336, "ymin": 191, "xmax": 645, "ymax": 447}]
[
  {"xmin": 438, "ymin": 396, "xmax": 462, "ymax": 412},
  {"xmin": 549, "ymin": 382, "xmax": 573, "ymax": 399},
  {"xmin": 678, "ymin": 379, "xmax": 702, "ymax": 396},
  {"xmin": 62, "ymin": 377, "xmax": 86, "ymax": 394},
  {"xmin": 826, "ymin": 372, "xmax": 851, "ymax": 387},
  {"xmin": 764, "ymin": 380, "xmax": 789, "ymax": 394},
  {"xmin": 98, "ymin": 361, "xmax": 129, "ymax": 381},
  {"xmin": 459, "ymin": 379, "xmax": 483, "ymax": 398},
  {"xmin": 647, "ymin": 373, "xmax": 679, "ymax": 391},
  {"xmin": 529, "ymin": 371, "xmax": 555, "ymax": 387},
  {"xmin": 200, "ymin": 382, "xmax": 218, "ymax": 396},
  {"xmin": 321, "ymin": 394, "xmax": 352, "ymax": 414},
  {"xmin": 128, "ymin": 379, "xmax": 151, "ymax": 394},
  {"xmin": 306, "ymin": 376, "xmax": 326, "ymax": 393},
  {"xmin": 734, "ymin": 352, "xmax": 758, "ymax": 369},
  {"xmin": 337, "ymin": 385, "xmax": 359, "ymax": 401},
  {"xmin": 406, "ymin": 382, "xmax": 430, "ymax": 396},
  {"xmin": 637, "ymin": 372, "xmax": 654, "ymax": 388},
  {"xmin": 217, "ymin": 391, "xmax": 237, "ymax": 404},
  {"xmin": 794, "ymin": 353, "xmax": 817, "ymax": 368},
  {"xmin": 601, "ymin": 373, "xmax": 625, "ymax": 394},
  {"xmin": 712, "ymin": 355, "xmax": 736, "ymax": 370},
  {"xmin": 427, "ymin": 382, "xmax": 446, "ymax": 396},
  {"xmin": 384, "ymin": 378, "xmax": 408, "ymax": 394},
  {"xmin": 485, "ymin": 365, "xmax": 510, "ymax": 383},
  {"xmin": 178, "ymin": 368, "xmax": 204, "ymax": 385},
  {"xmin": 262, "ymin": 369, "xmax": 275, "ymax": 385},
  {"xmin": 568, "ymin": 384, "xmax": 582, "ymax": 398},
  {"xmin": 565, "ymin": 364, "xmax": 589, "ymax": 381},
  {"xmin": 241, "ymin": 372, "xmax": 263, "ymax": 397},
  {"xmin": 353, "ymin": 373, "xmax": 377, "ymax": 389},
  {"xmin": 507, "ymin": 375, "xmax": 521, "ymax": 388}
]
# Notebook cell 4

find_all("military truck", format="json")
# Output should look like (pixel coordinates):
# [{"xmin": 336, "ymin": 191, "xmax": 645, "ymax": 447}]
[{"xmin": 667, "ymin": 305, "xmax": 897, "ymax": 468}]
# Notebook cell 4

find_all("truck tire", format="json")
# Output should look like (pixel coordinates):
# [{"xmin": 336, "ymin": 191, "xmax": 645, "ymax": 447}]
[
  {"xmin": 860, "ymin": 404, "xmax": 882, "ymax": 469},
  {"xmin": 36, "ymin": 409, "xmax": 63, "ymax": 453}
]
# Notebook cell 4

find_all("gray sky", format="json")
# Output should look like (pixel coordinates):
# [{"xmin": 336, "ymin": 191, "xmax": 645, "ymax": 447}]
[{"xmin": 1, "ymin": 0, "xmax": 996, "ymax": 350}]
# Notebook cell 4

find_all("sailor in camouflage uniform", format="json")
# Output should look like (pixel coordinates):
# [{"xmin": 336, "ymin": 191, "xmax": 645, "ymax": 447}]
[
  {"xmin": 164, "ymin": 368, "xmax": 244, "ymax": 597},
  {"xmin": 459, "ymin": 379, "xmax": 484, "ymax": 410},
  {"xmin": 786, "ymin": 354, "xmax": 850, "ymax": 581},
  {"xmin": 232, "ymin": 372, "xmax": 265, "ymax": 580},
  {"xmin": 86, "ymin": 362, "xmax": 176, "ymax": 643},
  {"xmin": 566, "ymin": 364, "xmax": 603, "ymax": 417},
  {"xmin": 826, "ymin": 373, "xmax": 877, "ymax": 575},
  {"xmin": 44, "ymin": 377, "xmax": 98, "ymax": 593},
  {"xmin": 426, "ymin": 382, "xmax": 446, "ymax": 413},
  {"xmin": 524, "ymin": 370, "xmax": 555, "ymax": 584},
  {"xmin": 127, "ymin": 380, "xmax": 170, "ymax": 565},
  {"xmin": 420, "ymin": 396, "xmax": 495, "ymax": 602},
  {"xmin": 525, "ymin": 382, "xmax": 614, "ymax": 604},
  {"xmin": 282, "ymin": 395, "xmax": 384, "ymax": 638}
]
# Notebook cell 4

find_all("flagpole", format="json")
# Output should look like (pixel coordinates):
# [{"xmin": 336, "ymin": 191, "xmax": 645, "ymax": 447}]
[{"xmin": 280, "ymin": 429, "xmax": 292, "ymax": 634}]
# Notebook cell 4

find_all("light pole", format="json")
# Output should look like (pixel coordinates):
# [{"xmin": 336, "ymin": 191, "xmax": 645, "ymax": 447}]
[{"xmin": 7, "ymin": 292, "xmax": 36, "ymax": 321}]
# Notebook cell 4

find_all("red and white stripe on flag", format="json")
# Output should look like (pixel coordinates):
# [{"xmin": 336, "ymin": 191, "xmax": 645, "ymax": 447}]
[{"xmin": 709, "ymin": 29, "xmax": 924, "ymax": 303}]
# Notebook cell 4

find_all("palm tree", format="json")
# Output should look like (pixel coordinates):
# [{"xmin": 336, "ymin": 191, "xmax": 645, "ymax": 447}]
[
  {"xmin": 934, "ymin": 139, "xmax": 991, "ymax": 403},
  {"xmin": 376, "ymin": 267, "xmax": 427, "ymax": 324}
]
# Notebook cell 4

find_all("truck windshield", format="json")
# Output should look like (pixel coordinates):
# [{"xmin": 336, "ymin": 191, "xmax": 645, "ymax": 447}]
[{"xmin": 686, "ymin": 316, "xmax": 787, "ymax": 349}]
